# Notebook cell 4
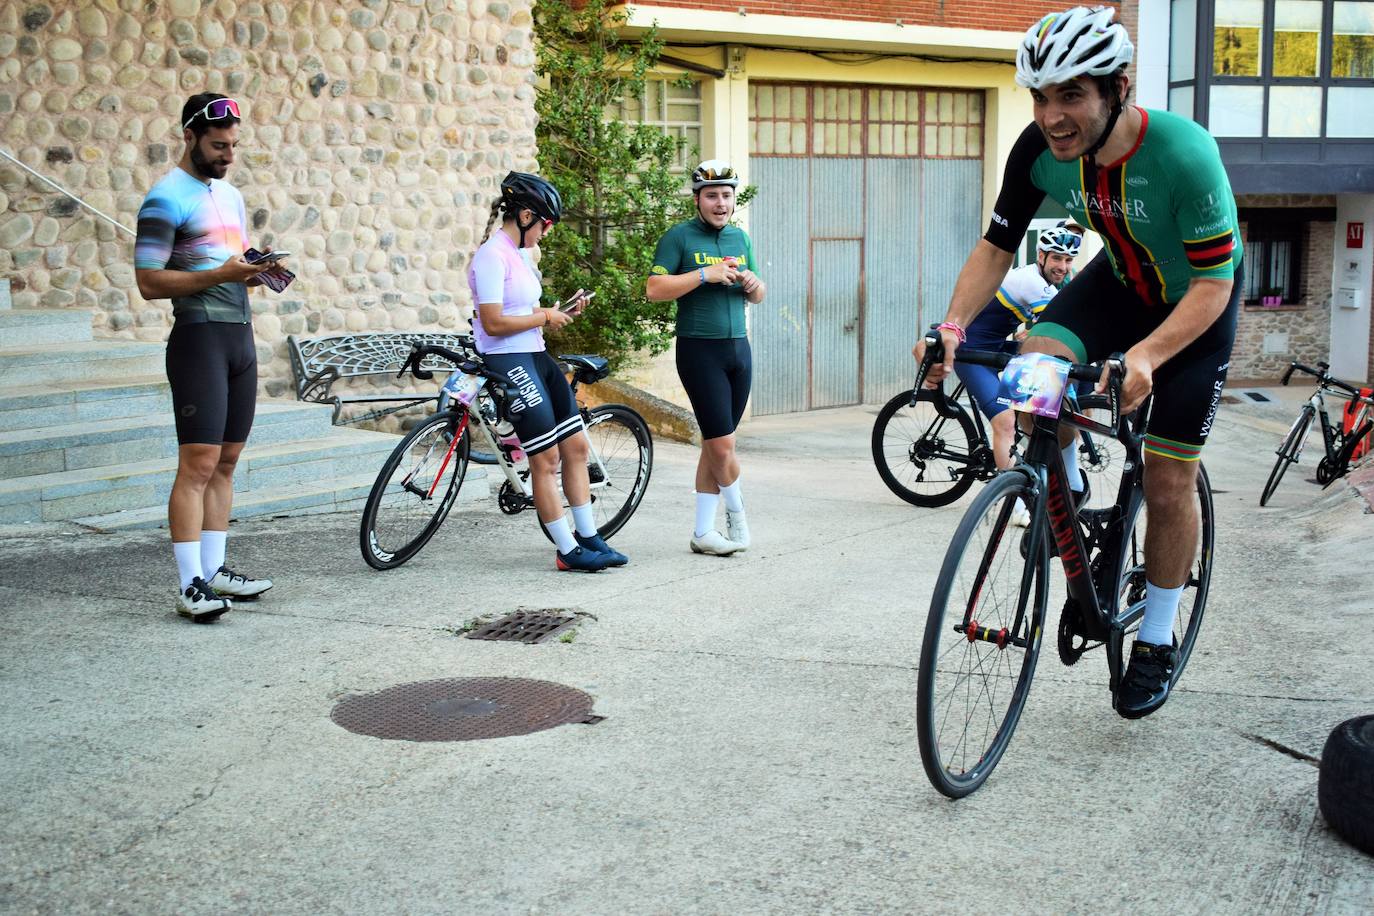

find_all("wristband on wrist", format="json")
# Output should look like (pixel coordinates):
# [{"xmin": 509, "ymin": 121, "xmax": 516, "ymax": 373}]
[
  {"xmin": 542, "ymin": 310, "xmax": 549, "ymax": 327},
  {"xmin": 937, "ymin": 320, "xmax": 967, "ymax": 344},
  {"xmin": 698, "ymin": 267, "xmax": 707, "ymax": 285}
]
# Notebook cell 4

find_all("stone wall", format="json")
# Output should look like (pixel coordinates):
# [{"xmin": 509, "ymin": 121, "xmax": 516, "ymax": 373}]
[
  {"xmin": 0, "ymin": 0, "xmax": 537, "ymax": 397},
  {"xmin": 1230, "ymin": 194, "xmax": 1336, "ymax": 381}
]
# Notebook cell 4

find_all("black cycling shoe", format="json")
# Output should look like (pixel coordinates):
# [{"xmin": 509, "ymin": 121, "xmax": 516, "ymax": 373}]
[
  {"xmin": 1115, "ymin": 639, "xmax": 1177, "ymax": 719},
  {"xmin": 575, "ymin": 532, "xmax": 627, "ymax": 567}
]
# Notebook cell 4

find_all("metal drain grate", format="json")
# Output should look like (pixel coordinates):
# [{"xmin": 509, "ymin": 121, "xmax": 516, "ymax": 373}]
[
  {"xmin": 330, "ymin": 677, "xmax": 599, "ymax": 742},
  {"xmin": 466, "ymin": 610, "xmax": 577, "ymax": 644}
]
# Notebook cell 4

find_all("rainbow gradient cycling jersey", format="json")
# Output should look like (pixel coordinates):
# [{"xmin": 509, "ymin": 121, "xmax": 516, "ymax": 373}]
[{"xmin": 984, "ymin": 107, "xmax": 1239, "ymax": 307}]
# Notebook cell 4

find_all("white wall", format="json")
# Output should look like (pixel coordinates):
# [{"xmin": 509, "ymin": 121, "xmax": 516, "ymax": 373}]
[
  {"xmin": 1135, "ymin": 0, "xmax": 1171, "ymax": 108},
  {"xmin": 1330, "ymin": 194, "xmax": 1374, "ymax": 381}
]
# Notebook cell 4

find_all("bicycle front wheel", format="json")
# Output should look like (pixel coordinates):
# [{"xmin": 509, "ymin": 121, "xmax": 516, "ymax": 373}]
[
  {"xmin": 359, "ymin": 410, "xmax": 470, "ymax": 570},
  {"xmin": 917, "ymin": 471, "xmax": 1049, "ymax": 798},
  {"xmin": 872, "ymin": 390, "xmax": 981, "ymax": 507},
  {"xmin": 1114, "ymin": 462, "xmax": 1214, "ymax": 685},
  {"xmin": 1260, "ymin": 406, "xmax": 1314, "ymax": 506},
  {"xmin": 583, "ymin": 404, "xmax": 653, "ymax": 539}
]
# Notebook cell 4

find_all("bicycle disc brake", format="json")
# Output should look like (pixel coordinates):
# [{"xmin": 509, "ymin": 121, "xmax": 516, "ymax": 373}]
[{"xmin": 497, "ymin": 481, "xmax": 533, "ymax": 515}]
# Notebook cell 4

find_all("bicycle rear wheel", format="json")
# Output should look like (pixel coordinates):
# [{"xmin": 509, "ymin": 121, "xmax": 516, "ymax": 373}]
[
  {"xmin": 872, "ymin": 390, "xmax": 982, "ymax": 507},
  {"xmin": 1078, "ymin": 428, "xmax": 1126, "ymax": 511},
  {"xmin": 1113, "ymin": 463, "xmax": 1214, "ymax": 684},
  {"xmin": 1260, "ymin": 406, "xmax": 1314, "ymax": 506},
  {"xmin": 582, "ymin": 404, "xmax": 653, "ymax": 539},
  {"xmin": 917, "ymin": 471, "xmax": 1049, "ymax": 798},
  {"xmin": 359, "ymin": 410, "xmax": 470, "ymax": 570}
]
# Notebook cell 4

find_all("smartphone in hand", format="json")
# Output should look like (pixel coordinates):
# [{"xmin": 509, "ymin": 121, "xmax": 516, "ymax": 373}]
[
  {"xmin": 245, "ymin": 248, "xmax": 292, "ymax": 265},
  {"xmin": 559, "ymin": 290, "xmax": 595, "ymax": 313},
  {"xmin": 243, "ymin": 247, "xmax": 295, "ymax": 292}
]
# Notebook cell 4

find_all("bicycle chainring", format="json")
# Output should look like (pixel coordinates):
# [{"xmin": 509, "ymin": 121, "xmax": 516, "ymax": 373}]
[
  {"xmin": 1316, "ymin": 456, "xmax": 1338, "ymax": 486},
  {"xmin": 497, "ymin": 481, "xmax": 533, "ymax": 515},
  {"xmin": 1057, "ymin": 601, "xmax": 1090, "ymax": 666}
]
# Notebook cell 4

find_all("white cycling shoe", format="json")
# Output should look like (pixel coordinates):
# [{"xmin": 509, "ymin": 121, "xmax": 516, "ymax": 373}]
[
  {"xmin": 1011, "ymin": 505, "xmax": 1032, "ymax": 528},
  {"xmin": 176, "ymin": 577, "xmax": 231, "ymax": 623},
  {"xmin": 690, "ymin": 529, "xmax": 743, "ymax": 557},
  {"xmin": 725, "ymin": 509, "xmax": 750, "ymax": 551},
  {"xmin": 207, "ymin": 565, "xmax": 273, "ymax": 600}
]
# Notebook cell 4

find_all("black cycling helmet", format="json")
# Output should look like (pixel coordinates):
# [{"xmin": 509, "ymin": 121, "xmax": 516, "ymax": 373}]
[{"xmin": 500, "ymin": 171, "xmax": 563, "ymax": 223}]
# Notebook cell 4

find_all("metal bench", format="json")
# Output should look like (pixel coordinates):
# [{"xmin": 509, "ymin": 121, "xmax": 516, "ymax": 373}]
[{"xmin": 286, "ymin": 331, "xmax": 479, "ymax": 425}]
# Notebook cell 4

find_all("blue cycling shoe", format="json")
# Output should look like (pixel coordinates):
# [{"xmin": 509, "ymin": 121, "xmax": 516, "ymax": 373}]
[
  {"xmin": 575, "ymin": 532, "xmax": 628, "ymax": 566},
  {"xmin": 555, "ymin": 545, "xmax": 611, "ymax": 572}
]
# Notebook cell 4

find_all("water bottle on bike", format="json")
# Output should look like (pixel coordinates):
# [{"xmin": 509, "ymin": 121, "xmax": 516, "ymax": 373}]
[{"xmin": 492, "ymin": 418, "xmax": 525, "ymax": 463}]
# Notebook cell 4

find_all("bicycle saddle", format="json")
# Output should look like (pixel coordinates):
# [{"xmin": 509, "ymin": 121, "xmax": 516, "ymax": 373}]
[{"xmin": 559, "ymin": 354, "xmax": 610, "ymax": 384}]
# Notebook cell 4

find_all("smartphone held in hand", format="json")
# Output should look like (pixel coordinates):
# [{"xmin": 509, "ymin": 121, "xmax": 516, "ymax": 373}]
[{"xmin": 243, "ymin": 247, "xmax": 296, "ymax": 292}]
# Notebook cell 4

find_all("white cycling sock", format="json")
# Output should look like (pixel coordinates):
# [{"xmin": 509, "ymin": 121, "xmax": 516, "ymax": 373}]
[
  {"xmin": 1139, "ymin": 581, "xmax": 1184, "ymax": 646},
  {"xmin": 569, "ymin": 503, "xmax": 598, "ymax": 539},
  {"xmin": 173, "ymin": 541, "xmax": 202, "ymax": 591},
  {"xmin": 1063, "ymin": 441, "xmax": 1083, "ymax": 492},
  {"xmin": 201, "ymin": 530, "xmax": 227, "ymax": 576},
  {"xmin": 694, "ymin": 491, "xmax": 720, "ymax": 538},
  {"xmin": 544, "ymin": 516, "xmax": 578, "ymax": 554},
  {"xmin": 719, "ymin": 478, "xmax": 745, "ymax": 513}
]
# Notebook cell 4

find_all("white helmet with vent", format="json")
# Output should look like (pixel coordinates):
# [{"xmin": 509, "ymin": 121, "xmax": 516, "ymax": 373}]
[{"xmin": 1015, "ymin": 6, "xmax": 1134, "ymax": 90}]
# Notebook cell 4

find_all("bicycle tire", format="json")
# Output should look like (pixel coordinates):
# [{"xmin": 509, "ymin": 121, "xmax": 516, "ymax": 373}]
[
  {"xmin": 1112, "ymin": 462, "xmax": 1214, "ymax": 685},
  {"xmin": 359, "ymin": 410, "xmax": 470, "ymax": 570},
  {"xmin": 1260, "ymin": 406, "xmax": 1314, "ymax": 506},
  {"xmin": 537, "ymin": 404, "xmax": 654, "ymax": 543},
  {"xmin": 1318, "ymin": 715, "xmax": 1374, "ymax": 855},
  {"xmin": 871, "ymin": 389, "xmax": 982, "ymax": 507},
  {"xmin": 917, "ymin": 471, "xmax": 1049, "ymax": 798}
]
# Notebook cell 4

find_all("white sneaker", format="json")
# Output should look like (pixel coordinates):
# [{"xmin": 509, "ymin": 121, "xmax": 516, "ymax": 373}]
[
  {"xmin": 1012, "ymin": 505, "xmax": 1032, "ymax": 528},
  {"xmin": 207, "ymin": 565, "xmax": 273, "ymax": 599},
  {"xmin": 690, "ymin": 529, "xmax": 743, "ymax": 557},
  {"xmin": 176, "ymin": 577, "xmax": 231, "ymax": 623},
  {"xmin": 725, "ymin": 509, "xmax": 750, "ymax": 551}
]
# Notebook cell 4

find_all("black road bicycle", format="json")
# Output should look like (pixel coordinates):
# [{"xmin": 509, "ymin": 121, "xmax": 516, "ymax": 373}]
[
  {"xmin": 871, "ymin": 379, "xmax": 1125, "ymax": 509},
  {"xmin": 1259, "ymin": 361, "xmax": 1373, "ymax": 507},
  {"xmin": 912, "ymin": 334, "xmax": 1214, "ymax": 797},
  {"xmin": 359, "ymin": 342, "xmax": 653, "ymax": 570}
]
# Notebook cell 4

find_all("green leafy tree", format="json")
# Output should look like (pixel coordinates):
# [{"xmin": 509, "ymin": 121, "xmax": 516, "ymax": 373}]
[{"xmin": 532, "ymin": 0, "xmax": 692, "ymax": 370}]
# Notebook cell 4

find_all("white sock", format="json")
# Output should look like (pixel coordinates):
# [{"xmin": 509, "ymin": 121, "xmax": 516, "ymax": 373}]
[
  {"xmin": 694, "ymin": 491, "xmax": 720, "ymax": 538},
  {"xmin": 173, "ymin": 541, "xmax": 202, "ymax": 591},
  {"xmin": 1063, "ymin": 441, "xmax": 1083, "ymax": 492},
  {"xmin": 719, "ymin": 479, "xmax": 745, "ymax": 513},
  {"xmin": 201, "ymin": 530, "xmax": 227, "ymax": 577},
  {"xmin": 1139, "ymin": 581, "xmax": 1184, "ymax": 646},
  {"xmin": 569, "ymin": 503, "xmax": 598, "ymax": 539},
  {"xmin": 544, "ymin": 516, "xmax": 578, "ymax": 554}
]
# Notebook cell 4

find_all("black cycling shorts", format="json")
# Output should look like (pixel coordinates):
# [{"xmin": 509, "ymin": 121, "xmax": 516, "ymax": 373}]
[
  {"xmin": 482, "ymin": 350, "xmax": 584, "ymax": 456},
  {"xmin": 676, "ymin": 336, "xmax": 752, "ymax": 440},
  {"xmin": 1027, "ymin": 251, "xmax": 1242, "ymax": 462},
  {"xmin": 165, "ymin": 321, "xmax": 258, "ymax": 446}
]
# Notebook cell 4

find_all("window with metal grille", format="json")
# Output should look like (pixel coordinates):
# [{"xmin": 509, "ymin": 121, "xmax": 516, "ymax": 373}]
[
  {"xmin": 1241, "ymin": 217, "xmax": 1303, "ymax": 303},
  {"xmin": 613, "ymin": 78, "xmax": 702, "ymax": 174},
  {"xmin": 749, "ymin": 83, "xmax": 984, "ymax": 158}
]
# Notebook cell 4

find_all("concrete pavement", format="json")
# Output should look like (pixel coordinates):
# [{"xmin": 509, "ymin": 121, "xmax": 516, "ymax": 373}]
[{"xmin": 1, "ymin": 395, "xmax": 1371, "ymax": 914}]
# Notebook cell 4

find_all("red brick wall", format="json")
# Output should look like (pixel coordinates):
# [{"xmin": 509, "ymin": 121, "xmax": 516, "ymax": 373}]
[{"xmin": 643, "ymin": 0, "xmax": 1115, "ymax": 32}]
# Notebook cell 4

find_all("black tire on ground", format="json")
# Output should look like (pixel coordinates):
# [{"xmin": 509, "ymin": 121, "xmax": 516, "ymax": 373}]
[
  {"xmin": 359, "ymin": 410, "xmax": 470, "ymax": 570},
  {"xmin": 1260, "ymin": 406, "xmax": 1313, "ymax": 506},
  {"xmin": 1318, "ymin": 715, "xmax": 1374, "ymax": 855},
  {"xmin": 871, "ymin": 389, "xmax": 982, "ymax": 508},
  {"xmin": 917, "ymin": 470, "xmax": 1049, "ymax": 798}
]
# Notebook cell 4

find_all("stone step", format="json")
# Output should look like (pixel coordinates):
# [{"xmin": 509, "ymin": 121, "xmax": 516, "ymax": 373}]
[
  {"xmin": 71, "ymin": 465, "xmax": 491, "ymax": 531},
  {"xmin": 0, "ymin": 309, "xmax": 95, "ymax": 347},
  {"xmin": 0, "ymin": 427, "xmax": 405, "ymax": 523},
  {"xmin": 0, "ymin": 375, "xmax": 170, "ymax": 432},
  {"xmin": 0, "ymin": 339, "xmax": 166, "ymax": 388},
  {"xmin": 0, "ymin": 400, "xmax": 337, "ymax": 480}
]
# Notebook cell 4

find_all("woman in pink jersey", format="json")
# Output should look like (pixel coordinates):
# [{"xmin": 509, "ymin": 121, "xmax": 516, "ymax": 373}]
[{"xmin": 467, "ymin": 172, "xmax": 626, "ymax": 572}]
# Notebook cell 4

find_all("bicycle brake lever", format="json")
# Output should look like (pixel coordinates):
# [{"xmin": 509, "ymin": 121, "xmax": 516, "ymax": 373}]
[{"xmin": 1105, "ymin": 353, "xmax": 1126, "ymax": 430}]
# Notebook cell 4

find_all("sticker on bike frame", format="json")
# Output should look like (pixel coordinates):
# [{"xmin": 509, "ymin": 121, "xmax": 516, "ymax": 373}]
[{"xmin": 997, "ymin": 353, "xmax": 1071, "ymax": 418}]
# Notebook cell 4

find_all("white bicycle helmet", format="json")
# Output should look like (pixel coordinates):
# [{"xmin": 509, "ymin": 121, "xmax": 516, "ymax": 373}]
[
  {"xmin": 1038, "ymin": 227, "xmax": 1082, "ymax": 255},
  {"xmin": 1015, "ymin": 6, "xmax": 1134, "ymax": 90},
  {"xmin": 691, "ymin": 159, "xmax": 739, "ymax": 191}
]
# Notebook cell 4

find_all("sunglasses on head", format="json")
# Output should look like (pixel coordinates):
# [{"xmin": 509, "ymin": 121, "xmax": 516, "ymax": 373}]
[{"xmin": 183, "ymin": 97, "xmax": 241, "ymax": 131}]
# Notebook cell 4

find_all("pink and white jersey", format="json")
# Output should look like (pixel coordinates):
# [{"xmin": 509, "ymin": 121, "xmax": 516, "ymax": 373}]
[{"xmin": 468, "ymin": 231, "xmax": 545, "ymax": 355}]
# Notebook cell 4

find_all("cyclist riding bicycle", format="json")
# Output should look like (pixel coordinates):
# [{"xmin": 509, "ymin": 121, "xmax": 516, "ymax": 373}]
[
  {"xmin": 913, "ymin": 5, "xmax": 1242, "ymax": 719},
  {"xmin": 468, "ymin": 171, "xmax": 628, "ymax": 572},
  {"xmin": 955, "ymin": 226, "xmax": 1081, "ymax": 512}
]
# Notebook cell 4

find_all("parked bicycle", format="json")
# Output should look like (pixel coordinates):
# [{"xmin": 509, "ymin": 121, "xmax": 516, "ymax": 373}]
[
  {"xmin": 1259, "ymin": 361, "xmax": 1373, "ymax": 507},
  {"xmin": 360, "ymin": 341, "xmax": 653, "ymax": 570},
  {"xmin": 871, "ymin": 380, "xmax": 1124, "ymax": 510},
  {"xmin": 911, "ymin": 333, "xmax": 1214, "ymax": 797}
]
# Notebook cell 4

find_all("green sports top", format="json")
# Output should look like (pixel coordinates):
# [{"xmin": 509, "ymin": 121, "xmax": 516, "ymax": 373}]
[
  {"xmin": 985, "ymin": 108, "xmax": 1240, "ymax": 307},
  {"xmin": 651, "ymin": 218, "xmax": 756, "ymax": 339}
]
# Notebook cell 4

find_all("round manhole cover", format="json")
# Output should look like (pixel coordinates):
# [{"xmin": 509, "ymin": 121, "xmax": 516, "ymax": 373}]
[{"xmin": 330, "ymin": 677, "xmax": 595, "ymax": 742}]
